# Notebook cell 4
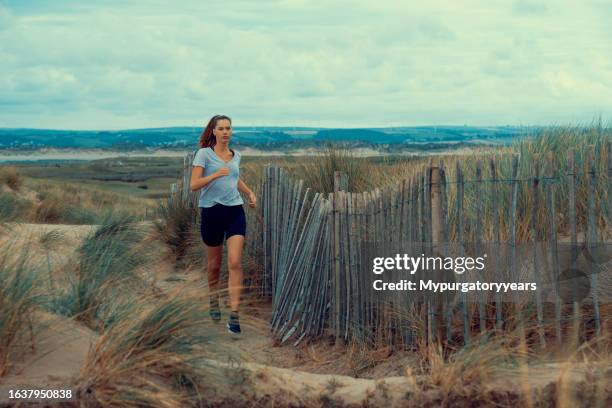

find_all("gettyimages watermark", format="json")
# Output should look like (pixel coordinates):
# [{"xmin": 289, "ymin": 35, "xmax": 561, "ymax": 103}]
[{"xmin": 362, "ymin": 241, "xmax": 612, "ymax": 304}]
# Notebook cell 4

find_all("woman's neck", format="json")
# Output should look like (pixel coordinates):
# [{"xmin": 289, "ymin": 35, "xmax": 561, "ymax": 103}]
[{"xmin": 214, "ymin": 141, "xmax": 230, "ymax": 152}]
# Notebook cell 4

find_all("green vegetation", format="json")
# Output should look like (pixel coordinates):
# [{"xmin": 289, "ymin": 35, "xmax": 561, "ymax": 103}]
[
  {"xmin": 11, "ymin": 156, "xmax": 183, "ymax": 201},
  {"xmin": 0, "ymin": 165, "xmax": 154, "ymax": 224},
  {"xmin": 0, "ymin": 192, "xmax": 33, "ymax": 222}
]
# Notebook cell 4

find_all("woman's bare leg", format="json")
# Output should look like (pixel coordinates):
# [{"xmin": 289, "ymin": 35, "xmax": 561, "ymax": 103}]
[
  {"xmin": 226, "ymin": 234, "xmax": 245, "ymax": 311},
  {"xmin": 205, "ymin": 243, "xmax": 223, "ymax": 298}
]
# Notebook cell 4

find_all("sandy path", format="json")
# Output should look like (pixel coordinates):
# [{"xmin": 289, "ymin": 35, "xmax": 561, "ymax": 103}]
[
  {"xmin": 0, "ymin": 311, "xmax": 97, "ymax": 407},
  {"xmin": 2, "ymin": 311, "xmax": 97, "ymax": 384}
]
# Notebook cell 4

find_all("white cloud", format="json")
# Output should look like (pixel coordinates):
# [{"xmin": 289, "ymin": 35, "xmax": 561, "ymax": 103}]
[{"xmin": 0, "ymin": 0, "xmax": 610, "ymax": 129}]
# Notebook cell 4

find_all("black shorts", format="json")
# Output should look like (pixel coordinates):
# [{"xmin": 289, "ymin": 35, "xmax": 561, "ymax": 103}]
[{"xmin": 200, "ymin": 204, "xmax": 246, "ymax": 246}]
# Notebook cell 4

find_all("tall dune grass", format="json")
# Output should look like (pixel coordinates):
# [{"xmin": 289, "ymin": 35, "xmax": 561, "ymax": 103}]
[
  {"xmin": 293, "ymin": 143, "xmax": 373, "ymax": 193},
  {"xmin": 74, "ymin": 291, "xmax": 215, "ymax": 408},
  {"xmin": 442, "ymin": 123, "xmax": 612, "ymax": 242},
  {"xmin": 50, "ymin": 213, "xmax": 149, "ymax": 327},
  {"xmin": 153, "ymin": 197, "xmax": 200, "ymax": 268},
  {"xmin": 0, "ymin": 241, "xmax": 43, "ymax": 376},
  {"xmin": 306, "ymin": 124, "xmax": 611, "ymax": 242},
  {"xmin": 411, "ymin": 332, "xmax": 611, "ymax": 407}
]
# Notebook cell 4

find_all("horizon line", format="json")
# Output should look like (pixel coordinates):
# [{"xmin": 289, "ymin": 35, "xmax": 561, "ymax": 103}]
[{"xmin": 2, "ymin": 122, "xmax": 608, "ymax": 133}]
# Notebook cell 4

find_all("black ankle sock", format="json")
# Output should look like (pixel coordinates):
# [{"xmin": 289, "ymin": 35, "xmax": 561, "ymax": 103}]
[{"xmin": 210, "ymin": 296, "xmax": 219, "ymax": 308}]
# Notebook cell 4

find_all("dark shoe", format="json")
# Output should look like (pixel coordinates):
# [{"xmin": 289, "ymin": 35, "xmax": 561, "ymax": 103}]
[{"xmin": 227, "ymin": 311, "xmax": 241, "ymax": 334}]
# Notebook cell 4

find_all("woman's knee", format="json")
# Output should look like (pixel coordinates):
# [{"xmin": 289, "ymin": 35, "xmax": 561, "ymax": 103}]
[{"xmin": 228, "ymin": 257, "xmax": 242, "ymax": 272}]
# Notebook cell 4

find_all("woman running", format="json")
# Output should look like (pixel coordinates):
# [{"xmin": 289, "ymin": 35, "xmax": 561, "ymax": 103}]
[{"xmin": 190, "ymin": 114, "xmax": 257, "ymax": 334}]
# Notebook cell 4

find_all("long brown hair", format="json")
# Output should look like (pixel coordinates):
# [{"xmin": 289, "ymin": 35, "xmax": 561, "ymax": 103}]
[{"xmin": 199, "ymin": 114, "xmax": 232, "ymax": 148}]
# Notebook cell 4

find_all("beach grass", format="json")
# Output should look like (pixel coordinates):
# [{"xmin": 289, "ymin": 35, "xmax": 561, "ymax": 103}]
[{"xmin": 0, "ymin": 240, "xmax": 44, "ymax": 377}]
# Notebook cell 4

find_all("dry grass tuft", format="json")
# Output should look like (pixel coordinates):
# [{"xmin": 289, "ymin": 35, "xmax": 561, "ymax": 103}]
[
  {"xmin": 152, "ymin": 197, "xmax": 200, "ymax": 269},
  {"xmin": 0, "ymin": 166, "xmax": 23, "ymax": 191},
  {"xmin": 74, "ymin": 291, "xmax": 212, "ymax": 407},
  {"xmin": 293, "ymin": 143, "xmax": 373, "ymax": 193}
]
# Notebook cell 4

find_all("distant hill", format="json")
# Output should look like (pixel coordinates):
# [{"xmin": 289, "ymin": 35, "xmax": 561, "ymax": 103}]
[{"xmin": 0, "ymin": 125, "xmax": 536, "ymax": 151}]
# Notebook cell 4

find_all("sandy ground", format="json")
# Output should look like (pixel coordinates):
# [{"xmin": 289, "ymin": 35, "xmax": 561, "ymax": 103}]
[
  {"xmin": 0, "ymin": 222, "xmax": 97, "ymax": 274},
  {"xmin": 200, "ymin": 358, "xmax": 418, "ymax": 407},
  {"xmin": 2, "ymin": 310, "xmax": 97, "ymax": 386}
]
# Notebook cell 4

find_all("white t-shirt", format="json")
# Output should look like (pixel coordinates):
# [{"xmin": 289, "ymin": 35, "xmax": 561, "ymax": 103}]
[{"xmin": 192, "ymin": 147, "xmax": 244, "ymax": 208}]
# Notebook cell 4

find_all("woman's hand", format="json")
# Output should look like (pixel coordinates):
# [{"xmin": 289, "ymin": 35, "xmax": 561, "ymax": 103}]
[
  {"xmin": 247, "ymin": 191, "xmax": 257, "ymax": 208},
  {"xmin": 215, "ymin": 167, "xmax": 230, "ymax": 178}
]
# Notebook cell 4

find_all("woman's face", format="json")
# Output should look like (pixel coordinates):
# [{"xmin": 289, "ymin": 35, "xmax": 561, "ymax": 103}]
[{"xmin": 213, "ymin": 119, "xmax": 232, "ymax": 143}]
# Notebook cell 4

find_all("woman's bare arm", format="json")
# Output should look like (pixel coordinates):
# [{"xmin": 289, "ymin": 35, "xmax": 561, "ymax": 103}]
[
  {"xmin": 237, "ymin": 178, "xmax": 254, "ymax": 195},
  {"xmin": 190, "ymin": 166, "xmax": 226, "ymax": 191},
  {"xmin": 238, "ymin": 178, "xmax": 257, "ymax": 208}
]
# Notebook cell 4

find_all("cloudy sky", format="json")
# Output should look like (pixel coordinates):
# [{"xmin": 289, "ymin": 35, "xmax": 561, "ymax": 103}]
[{"xmin": 0, "ymin": 0, "xmax": 610, "ymax": 129}]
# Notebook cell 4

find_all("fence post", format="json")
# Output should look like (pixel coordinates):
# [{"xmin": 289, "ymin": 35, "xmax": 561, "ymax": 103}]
[
  {"xmin": 490, "ymin": 157, "xmax": 503, "ymax": 331},
  {"xmin": 475, "ymin": 162, "xmax": 486, "ymax": 333},
  {"xmin": 263, "ymin": 166, "xmax": 271, "ymax": 296},
  {"xmin": 567, "ymin": 149, "xmax": 580, "ymax": 348},
  {"xmin": 545, "ymin": 152, "xmax": 562, "ymax": 343},
  {"xmin": 608, "ymin": 141, "xmax": 612, "ymax": 238},
  {"xmin": 456, "ymin": 162, "xmax": 470, "ymax": 344},
  {"xmin": 438, "ymin": 162, "xmax": 454, "ymax": 342},
  {"xmin": 509, "ymin": 155, "xmax": 526, "ymax": 345},
  {"xmin": 431, "ymin": 166, "xmax": 443, "ymax": 244},
  {"xmin": 331, "ymin": 192, "xmax": 341, "ymax": 343},
  {"xmin": 431, "ymin": 162, "xmax": 449, "ymax": 342},
  {"xmin": 531, "ymin": 155, "xmax": 546, "ymax": 348},
  {"xmin": 586, "ymin": 146, "xmax": 601, "ymax": 336},
  {"xmin": 425, "ymin": 167, "xmax": 432, "ymax": 344},
  {"xmin": 170, "ymin": 182, "xmax": 177, "ymax": 205}
]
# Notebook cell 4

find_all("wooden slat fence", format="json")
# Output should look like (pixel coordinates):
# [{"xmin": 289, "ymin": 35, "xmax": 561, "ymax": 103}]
[{"xmin": 262, "ymin": 143, "xmax": 612, "ymax": 348}]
